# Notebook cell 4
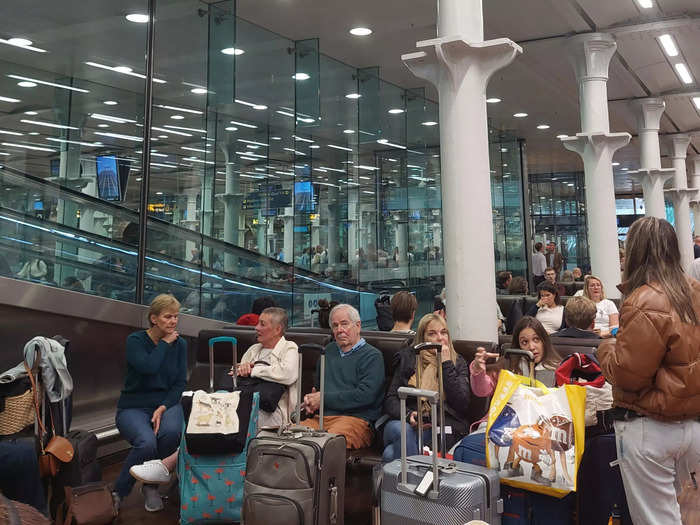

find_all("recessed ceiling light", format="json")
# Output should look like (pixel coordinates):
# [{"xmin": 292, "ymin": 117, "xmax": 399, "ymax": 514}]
[
  {"xmin": 17, "ymin": 81, "xmax": 37, "ymax": 88},
  {"xmin": 225, "ymin": 126, "xmax": 238, "ymax": 131},
  {"xmin": 97, "ymin": 124, "xmax": 109, "ymax": 128},
  {"xmin": 271, "ymin": 136, "xmax": 281, "ymax": 140},
  {"xmin": 156, "ymin": 191, "xmax": 163, "ymax": 195},
  {"xmin": 0, "ymin": 96, "xmax": 20, "ymax": 103},
  {"xmin": 388, "ymin": 108, "xmax": 405, "ymax": 114},
  {"xmin": 170, "ymin": 115, "xmax": 184, "ymax": 120},
  {"xmin": 310, "ymin": 145, "xmax": 320, "ymax": 149},
  {"xmin": 221, "ymin": 47, "xmax": 245, "ymax": 56},
  {"xmin": 674, "ymin": 63, "xmax": 693, "ymax": 84},
  {"xmin": 486, "ymin": 98, "xmax": 501, "ymax": 103},
  {"xmin": 24, "ymin": 110, "xmax": 38, "ymax": 115},
  {"xmin": 103, "ymin": 100, "xmax": 118, "ymax": 105},
  {"xmin": 635, "ymin": 0, "xmax": 653, "ymax": 8},
  {"xmin": 658, "ymin": 34, "xmax": 679, "ymax": 57},
  {"xmin": 293, "ymin": 73, "xmax": 310, "ymax": 81},
  {"xmin": 158, "ymin": 134, "xmax": 168, "ymax": 138},
  {"xmin": 190, "ymin": 87, "xmax": 208, "ymax": 95},
  {"xmin": 500, "ymin": 148, "xmax": 508, "ymax": 152},
  {"xmin": 253, "ymin": 104, "xmax": 267, "ymax": 110},
  {"xmin": 537, "ymin": 124, "xmax": 550, "ymax": 130},
  {"xmin": 8, "ymin": 38, "xmax": 32, "ymax": 47},
  {"xmin": 28, "ymin": 132, "xmax": 39, "ymax": 135},
  {"xmin": 350, "ymin": 27, "xmax": 372, "ymax": 36},
  {"xmin": 612, "ymin": 162, "xmax": 620, "ymax": 166},
  {"xmin": 556, "ymin": 134, "xmax": 568, "ymax": 139},
  {"xmin": 621, "ymin": 167, "xmax": 629, "ymax": 171},
  {"xmin": 693, "ymin": 97, "xmax": 700, "ymax": 110},
  {"xmin": 343, "ymin": 129, "xmax": 355, "ymax": 134},
  {"xmin": 125, "ymin": 13, "xmax": 149, "ymax": 23},
  {"xmin": 422, "ymin": 121, "xmax": 438, "ymax": 126},
  {"xmin": 513, "ymin": 112, "xmax": 528, "ymax": 118},
  {"xmin": 346, "ymin": 93, "xmax": 361, "ymax": 99},
  {"xmin": 113, "ymin": 66, "xmax": 133, "ymax": 74}
]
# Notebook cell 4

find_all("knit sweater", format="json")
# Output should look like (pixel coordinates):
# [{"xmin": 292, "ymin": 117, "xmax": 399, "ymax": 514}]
[
  {"xmin": 314, "ymin": 341, "xmax": 385, "ymax": 423},
  {"xmin": 117, "ymin": 330, "xmax": 187, "ymax": 411}
]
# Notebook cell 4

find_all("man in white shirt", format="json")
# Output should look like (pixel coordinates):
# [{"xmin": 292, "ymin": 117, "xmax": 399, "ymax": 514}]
[
  {"xmin": 236, "ymin": 307, "xmax": 299, "ymax": 428},
  {"xmin": 532, "ymin": 242, "xmax": 547, "ymax": 286}
]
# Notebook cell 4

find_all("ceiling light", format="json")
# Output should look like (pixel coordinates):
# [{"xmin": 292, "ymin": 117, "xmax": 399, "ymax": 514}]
[
  {"xmin": 621, "ymin": 167, "xmax": 629, "ymax": 171},
  {"xmin": 0, "ymin": 129, "xmax": 23, "ymax": 136},
  {"xmin": 271, "ymin": 136, "xmax": 281, "ymax": 140},
  {"xmin": 125, "ymin": 13, "xmax": 149, "ymax": 23},
  {"xmin": 234, "ymin": 98, "xmax": 267, "ymax": 110},
  {"xmin": 103, "ymin": 100, "xmax": 118, "ymax": 105},
  {"xmin": 46, "ymin": 137, "xmax": 103, "ymax": 147},
  {"xmin": 422, "ymin": 121, "xmax": 438, "ymax": 126},
  {"xmin": 155, "ymin": 191, "xmax": 163, "ymax": 195},
  {"xmin": 181, "ymin": 146, "xmax": 209, "ymax": 153},
  {"xmin": 253, "ymin": 105, "xmax": 267, "ymax": 110},
  {"xmin": 21, "ymin": 119, "xmax": 79, "ymax": 130},
  {"xmin": 230, "ymin": 120, "xmax": 257, "ymax": 129},
  {"xmin": 163, "ymin": 124, "xmax": 206, "ymax": 133},
  {"xmin": 238, "ymin": 139, "xmax": 269, "ymax": 147},
  {"xmin": 388, "ymin": 108, "xmax": 404, "ymax": 114},
  {"xmin": 154, "ymin": 104, "xmax": 203, "ymax": 115},
  {"xmin": 84, "ymin": 62, "xmax": 166, "ymax": 84},
  {"xmin": 612, "ymin": 162, "xmax": 620, "ymax": 166},
  {"xmin": 225, "ymin": 126, "xmax": 238, "ymax": 131},
  {"xmin": 556, "ymin": 134, "xmax": 568, "ymax": 139},
  {"xmin": 190, "ymin": 87, "xmax": 208, "ymax": 95},
  {"xmin": 350, "ymin": 27, "xmax": 372, "ymax": 36},
  {"xmin": 94, "ymin": 131, "xmax": 143, "ymax": 142},
  {"xmin": 9, "ymin": 74, "xmax": 90, "ymax": 92},
  {"xmin": 0, "ymin": 38, "xmax": 46, "ymax": 53},
  {"xmin": 221, "ymin": 47, "xmax": 245, "ymax": 56},
  {"xmin": 377, "ymin": 139, "xmax": 406, "ymax": 150},
  {"xmin": 151, "ymin": 126, "xmax": 191, "ymax": 136},
  {"xmin": 537, "ymin": 124, "xmax": 550, "ymax": 130},
  {"xmin": 17, "ymin": 81, "xmax": 37, "ymax": 88},
  {"xmin": 346, "ymin": 93, "xmax": 361, "ymax": 99},
  {"xmin": 327, "ymin": 144, "xmax": 353, "ymax": 152},
  {"xmin": 292, "ymin": 135, "xmax": 314, "ymax": 143},
  {"xmin": 2, "ymin": 142, "xmax": 55, "ymax": 152},
  {"xmin": 293, "ymin": 73, "xmax": 310, "ymax": 81},
  {"xmin": 343, "ymin": 129, "xmax": 355, "ymax": 134},
  {"xmin": 310, "ymin": 145, "xmax": 320, "ymax": 149},
  {"xmin": 486, "ymin": 98, "xmax": 501, "ymax": 103},
  {"xmin": 90, "ymin": 113, "xmax": 136, "ymax": 124},
  {"xmin": 674, "ymin": 63, "xmax": 693, "ymax": 84},
  {"xmin": 158, "ymin": 135, "xmax": 168, "ymax": 138},
  {"xmin": 513, "ymin": 112, "xmax": 528, "ymax": 118},
  {"xmin": 0, "ymin": 96, "xmax": 20, "ymax": 104},
  {"xmin": 97, "ymin": 124, "xmax": 109, "ymax": 128},
  {"xmin": 693, "ymin": 97, "xmax": 700, "ymax": 110},
  {"xmin": 635, "ymin": 0, "xmax": 653, "ymax": 8},
  {"xmin": 658, "ymin": 34, "xmax": 679, "ymax": 57},
  {"xmin": 500, "ymin": 148, "xmax": 508, "ymax": 152},
  {"xmin": 170, "ymin": 115, "xmax": 184, "ymax": 120}
]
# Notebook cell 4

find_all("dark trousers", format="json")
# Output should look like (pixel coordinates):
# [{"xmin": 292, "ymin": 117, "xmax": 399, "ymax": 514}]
[
  {"xmin": 114, "ymin": 404, "xmax": 183, "ymax": 498},
  {"xmin": 0, "ymin": 438, "xmax": 47, "ymax": 514}
]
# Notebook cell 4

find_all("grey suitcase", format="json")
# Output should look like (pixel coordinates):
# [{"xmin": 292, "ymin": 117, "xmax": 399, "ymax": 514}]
[
  {"xmin": 243, "ymin": 343, "xmax": 346, "ymax": 525},
  {"xmin": 381, "ymin": 342, "xmax": 502, "ymax": 525}
]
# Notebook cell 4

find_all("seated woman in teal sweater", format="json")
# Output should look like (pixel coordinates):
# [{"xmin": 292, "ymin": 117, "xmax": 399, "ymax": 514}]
[{"xmin": 113, "ymin": 294, "xmax": 187, "ymax": 514}]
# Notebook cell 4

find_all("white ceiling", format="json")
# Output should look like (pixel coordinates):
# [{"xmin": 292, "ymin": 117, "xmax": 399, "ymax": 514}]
[{"xmin": 237, "ymin": 0, "xmax": 700, "ymax": 192}]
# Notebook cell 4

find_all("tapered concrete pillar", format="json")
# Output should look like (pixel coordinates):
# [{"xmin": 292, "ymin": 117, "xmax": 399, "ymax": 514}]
[
  {"xmin": 689, "ymin": 156, "xmax": 700, "ymax": 236},
  {"xmin": 218, "ymin": 145, "xmax": 243, "ymax": 272},
  {"xmin": 560, "ymin": 33, "xmax": 630, "ymax": 298},
  {"xmin": 665, "ymin": 134, "xmax": 694, "ymax": 271},
  {"xmin": 402, "ymin": 0, "xmax": 521, "ymax": 340},
  {"xmin": 628, "ymin": 99, "xmax": 674, "ymax": 218}
]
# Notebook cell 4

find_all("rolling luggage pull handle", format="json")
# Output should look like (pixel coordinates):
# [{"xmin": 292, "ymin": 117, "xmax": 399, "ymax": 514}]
[
  {"xmin": 208, "ymin": 336, "xmax": 237, "ymax": 393},
  {"xmin": 398, "ymin": 386, "xmax": 440, "ymax": 500},
  {"xmin": 412, "ymin": 343, "xmax": 444, "ymax": 454},
  {"xmin": 504, "ymin": 348, "xmax": 535, "ymax": 385},
  {"xmin": 296, "ymin": 344, "xmax": 327, "ymax": 431}
]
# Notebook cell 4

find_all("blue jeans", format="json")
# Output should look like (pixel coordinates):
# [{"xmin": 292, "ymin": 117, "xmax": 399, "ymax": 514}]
[
  {"xmin": 382, "ymin": 419, "xmax": 432, "ymax": 463},
  {"xmin": 0, "ymin": 438, "xmax": 46, "ymax": 514},
  {"xmin": 114, "ymin": 404, "xmax": 183, "ymax": 498}
]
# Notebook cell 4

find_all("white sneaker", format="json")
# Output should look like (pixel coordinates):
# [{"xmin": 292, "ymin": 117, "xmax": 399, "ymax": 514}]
[{"xmin": 129, "ymin": 459, "xmax": 171, "ymax": 485}]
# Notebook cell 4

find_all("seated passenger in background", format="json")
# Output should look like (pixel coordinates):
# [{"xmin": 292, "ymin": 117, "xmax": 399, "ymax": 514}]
[
  {"xmin": 560, "ymin": 270, "xmax": 576, "ymax": 296},
  {"xmin": 552, "ymin": 296, "xmax": 600, "ymax": 339},
  {"xmin": 113, "ymin": 294, "xmax": 187, "ymax": 513},
  {"xmin": 382, "ymin": 313, "xmax": 471, "ymax": 462},
  {"xmin": 496, "ymin": 271, "xmax": 512, "ymax": 295},
  {"xmin": 301, "ymin": 304, "xmax": 385, "ymax": 449},
  {"xmin": 527, "ymin": 281, "xmax": 565, "ymax": 334},
  {"xmin": 236, "ymin": 295, "xmax": 276, "ymax": 326},
  {"xmin": 390, "ymin": 291, "xmax": 417, "ymax": 334},
  {"xmin": 507, "ymin": 276, "xmax": 528, "ymax": 295},
  {"xmin": 544, "ymin": 267, "xmax": 567, "ymax": 297},
  {"xmin": 572, "ymin": 267, "xmax": 584, "ymax": 282}
]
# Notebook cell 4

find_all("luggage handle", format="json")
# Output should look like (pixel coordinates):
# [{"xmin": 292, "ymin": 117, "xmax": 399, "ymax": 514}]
[
  {"xmin": 504, "ymin": 348, "xmax": 535, "ymax": 382},
  {"xmin": 411, "ymin": 343, "xmax": 446, "ymax": 459},
  {"xmin": 297, "ymin": 344, "xmax": 326, "ymax": 431},
  {"xmin": 398, "ymin": 386, "xmax": 440, "ymax": 499},
  {"xmin": 208, "ymin": 336, "xmax": 237, "ymax": 393}
]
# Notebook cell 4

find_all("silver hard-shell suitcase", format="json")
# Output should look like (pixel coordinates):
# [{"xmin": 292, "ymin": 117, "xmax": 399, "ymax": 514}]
[{"xmin": 380, "ymin": 343, "xmax": 503, "ymax": 525}]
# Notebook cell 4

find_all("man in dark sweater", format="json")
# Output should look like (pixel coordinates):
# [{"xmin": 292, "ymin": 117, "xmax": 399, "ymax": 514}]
[
  {"xmin": 552, "ymin": 296, "xmax": 601, "ymax": 339},
  {"xmin": 302, "ymin": 304, "xmax": 385, "ymax": 449}
]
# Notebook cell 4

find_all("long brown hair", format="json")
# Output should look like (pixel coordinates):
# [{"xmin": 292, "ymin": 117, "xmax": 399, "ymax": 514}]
[
  {"xmin": 624, "ymin": 217, "xmax": 697, "ymax": 324},
  {"xmin": 507, "ymin": 316, "xmax": 560, "ymax": 371}
]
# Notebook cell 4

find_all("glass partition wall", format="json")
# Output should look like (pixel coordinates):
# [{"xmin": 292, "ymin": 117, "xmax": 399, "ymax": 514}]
[{"xmin": 0, "ymin": 0, "xmax": 527, "ymax": 326}]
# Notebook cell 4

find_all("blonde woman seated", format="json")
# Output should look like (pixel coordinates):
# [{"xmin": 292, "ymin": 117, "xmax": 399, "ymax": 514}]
[{"xmin": 580, "ymin": 275, "xmax": 619, "ymax": 337}]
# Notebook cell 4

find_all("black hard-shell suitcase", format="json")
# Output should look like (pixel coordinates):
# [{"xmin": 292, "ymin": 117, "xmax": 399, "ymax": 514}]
[{"xmin": 243, "ymin": 343, "xmax": 346, "ymax": 525}]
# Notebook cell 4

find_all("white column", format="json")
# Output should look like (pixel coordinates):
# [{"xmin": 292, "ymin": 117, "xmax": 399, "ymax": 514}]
[
  {"xmin": 282, "ymin": 207, "xmax": 294, "ymax": 264},
  {"xmin": 560, "ymin": 33, "xmax": 630, "ymax": 298},
  {"xmin": 218, "ymin": 144, "xmax": 242, "ymax": 272},
  {"xmin": 255, "ymin": 211, "xmax": 267, "ymax": 256},
  {"xmin": 183, "ymin": 189, "xmax": 199, "ymax": 262},
  {"xmin": 402, "ymin": 0, "xmax": 521, "ymax": 340},
  {"xmin": 689, "ymin": 156, "xmax": 700, "ymax": 236},
  {"xmin": 326, "ymin": 185, "xmax": 338, "ymax": 265},
  {"xmin": 628, "ymin": 99, "xmax": 674, "ymax": 218},
  {"xmin": 665, "ymin": 134, "xmax": 694, "ymax": 271}
]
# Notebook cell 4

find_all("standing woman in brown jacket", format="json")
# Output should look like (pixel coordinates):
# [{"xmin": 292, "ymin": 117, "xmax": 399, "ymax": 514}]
[{"xmin": 598, "ymin": 217, "xmax": 700, "ymax": 525}]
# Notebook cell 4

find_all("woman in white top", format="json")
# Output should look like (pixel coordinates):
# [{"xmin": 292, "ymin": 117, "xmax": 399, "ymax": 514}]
[
  {"xmin": 582, "ymin": 275, "xmax": 619, "ymax": 337},
  {"xmin": 527, "ymin": 281, "xmax": 565, "ymax": 334}
]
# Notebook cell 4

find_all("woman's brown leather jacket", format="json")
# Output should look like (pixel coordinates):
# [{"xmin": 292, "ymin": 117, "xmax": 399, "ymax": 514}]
[{"xmin": 598, "ymin": 279, "xmax": 700, "ymax": 421}]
